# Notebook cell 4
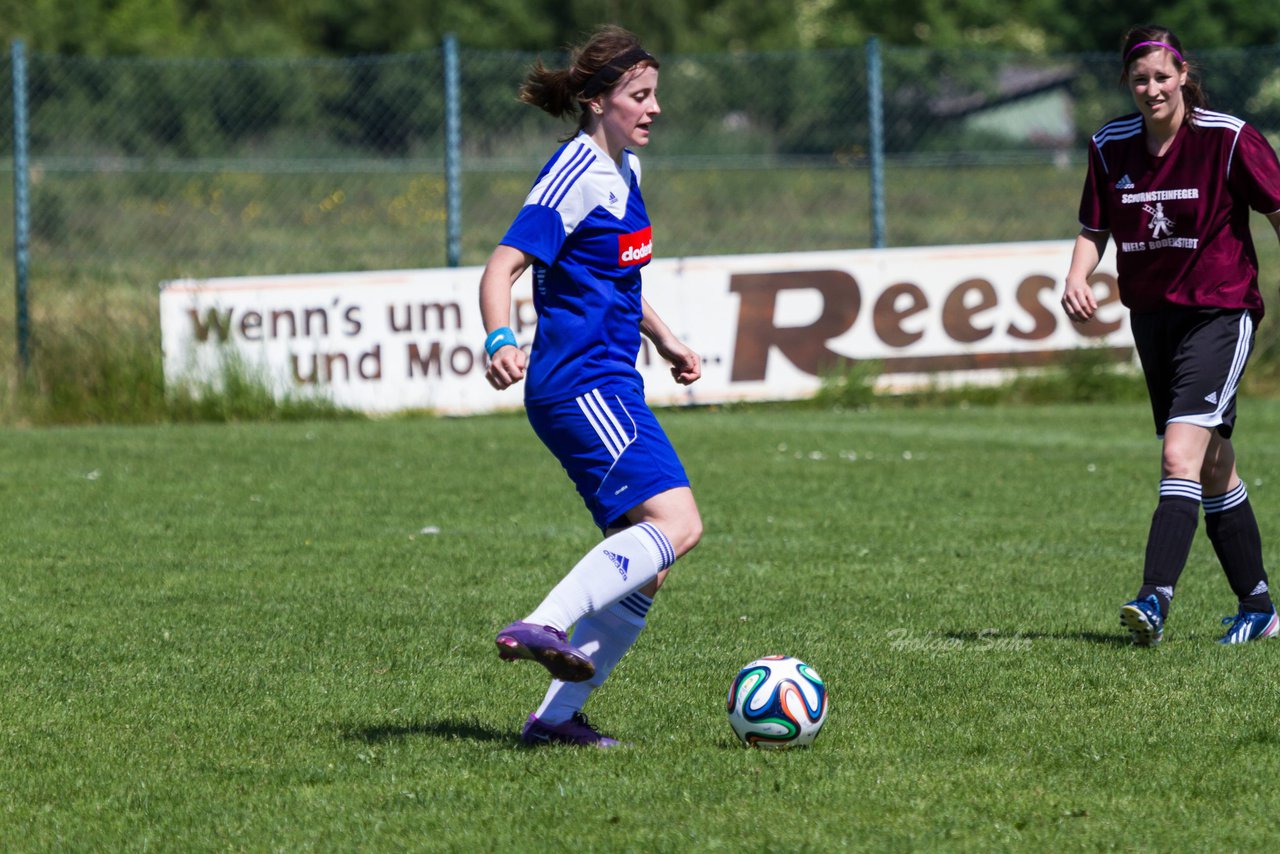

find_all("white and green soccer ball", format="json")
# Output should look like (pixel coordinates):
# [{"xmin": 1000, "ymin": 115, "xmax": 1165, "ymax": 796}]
[{"xmin": 726, "ymin": 655, "xmax": 828, "ymax": 749}]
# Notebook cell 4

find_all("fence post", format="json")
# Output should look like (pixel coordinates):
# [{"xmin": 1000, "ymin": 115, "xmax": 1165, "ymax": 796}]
[
  {"xmin": 443, "ymin": 33, "xmax": 462, "ymax": 268},
  {"xmin": 11, "ymin": 39, "xmax": 31, "ymax": 372},
  {"xmin": 866, "ymin": 36, "xmax": 886, "ymax": 249}
]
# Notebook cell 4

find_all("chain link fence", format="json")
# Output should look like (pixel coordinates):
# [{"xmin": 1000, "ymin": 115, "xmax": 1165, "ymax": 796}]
[{"xmin": 4, "ymin": 40, "xmax": 1280, "ymax": 407}]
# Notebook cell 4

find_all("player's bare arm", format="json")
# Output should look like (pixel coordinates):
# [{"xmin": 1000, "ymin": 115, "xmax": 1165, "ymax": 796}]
[
  {"xmin": 1062, "ymin": 229, "xmax": 1109, "ymax": 323},
  {"xmin": 480, "ymin": 244, "xmax": 534, "ymax": 390},
  {"xmin": 640, "ymin": 297, "xmax": 701, "ymax": 385}
]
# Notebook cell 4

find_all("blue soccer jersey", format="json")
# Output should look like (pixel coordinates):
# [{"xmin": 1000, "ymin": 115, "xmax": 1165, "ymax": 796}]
[{"xmin": 500, "ymin": 132, "xmax": 655, "ymax": 405}]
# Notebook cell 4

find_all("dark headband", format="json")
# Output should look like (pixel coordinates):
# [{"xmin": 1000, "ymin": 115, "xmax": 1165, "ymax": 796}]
[{"xmin": 580, "ymin": 47, "xmax": 655, "ymax": 99}]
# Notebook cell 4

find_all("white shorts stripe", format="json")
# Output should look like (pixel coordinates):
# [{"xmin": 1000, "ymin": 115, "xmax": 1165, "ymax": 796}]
[
  {"xmin": 1221, "ymin": 311, "xmax": 1253, "ymax": 409},
  {"xmin": 576, "ymin": 389, "xmax": 635, "ymax": 461},
  {"xmin": 577, "ymin": 394, "xmax": 623, "ymax": 458},
  {"xmin": 590, "ymin": 389, "xmax": 632, "ymax": 449},
  {"xmin": 1167, "ymin": 311, "xmax": 1252, "ymax": 432}
]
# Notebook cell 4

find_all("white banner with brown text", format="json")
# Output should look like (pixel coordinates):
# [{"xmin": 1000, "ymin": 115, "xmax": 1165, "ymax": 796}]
[{"xmin": 160, "ymin": 240, "xmax": 1126, "ymax": 415}]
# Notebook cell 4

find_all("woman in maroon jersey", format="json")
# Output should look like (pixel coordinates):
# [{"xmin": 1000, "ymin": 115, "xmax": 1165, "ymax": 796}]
[{"xmin": 1062, "ymin": 24, "xmax": 1280, "ymax": 645}]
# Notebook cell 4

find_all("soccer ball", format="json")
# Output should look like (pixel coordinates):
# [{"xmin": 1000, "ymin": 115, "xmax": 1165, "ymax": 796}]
[{"xmin": 726, "ymin": 655, "xmax": 828, "ymax": 748}]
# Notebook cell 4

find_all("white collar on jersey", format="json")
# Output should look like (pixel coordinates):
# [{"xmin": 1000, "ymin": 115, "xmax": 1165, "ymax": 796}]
[{"xmin": 575, "ymin": 130, "xmax": 636, "ymax": 184}]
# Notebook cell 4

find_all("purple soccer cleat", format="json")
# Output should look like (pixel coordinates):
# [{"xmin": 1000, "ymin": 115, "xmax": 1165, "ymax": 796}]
[
  {"xmin": 495, "ymin": 620, "xmax": 595, "ymax": 682},
  {"xmin": 520, "ymin": 712, "xmax": 621, "ymax": 748}
]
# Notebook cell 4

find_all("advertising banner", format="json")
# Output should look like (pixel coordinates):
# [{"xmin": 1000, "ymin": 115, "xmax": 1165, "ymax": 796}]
[{"xmin": 160, "ymin": 240, "xmax": 1125, "ymax": 415}]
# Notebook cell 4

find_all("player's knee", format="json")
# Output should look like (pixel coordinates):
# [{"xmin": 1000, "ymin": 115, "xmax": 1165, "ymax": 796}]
[
  {"xmin": 674, "ymin": 513, "xmax": 703, "ymax": 558},
  {"xmin": 631, "ymin": 488, "xmax": 702, "ymax": 558},
  {"xmin": 1200, "ymin": 441, "xmax": 1237, "ymax": 492},
  {"xmin": 1160, "ymin": 445, "xmax": 1202, "ymax": 481},
  {"xmin": 648, "ymin": 510, "xmax": 701, "ymax": 559},
  {"xmin": 1200, "ymin": 459, "xmax": 1235, "ymax": 493}
]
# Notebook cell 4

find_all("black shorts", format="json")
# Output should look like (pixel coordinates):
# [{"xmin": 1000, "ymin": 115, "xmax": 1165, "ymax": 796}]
[{"xmin": 1130, "ymin": 307, "xmax": 1255, "ymax": 439}]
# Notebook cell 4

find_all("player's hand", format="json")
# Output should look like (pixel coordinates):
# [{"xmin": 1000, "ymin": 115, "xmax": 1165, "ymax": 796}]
[
  {"xmin": 485, "ymin": 345, "xmax": 526, "ymax": 390},
  {"xmin": 656, "ymin": 339, "xmax": 701, "ymax": 386},
  {"xmin": 1060, "ymin": 279, "xmax": 1098, "ymax": 323}
]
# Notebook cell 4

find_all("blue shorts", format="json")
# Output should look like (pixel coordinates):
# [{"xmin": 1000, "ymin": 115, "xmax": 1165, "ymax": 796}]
[{"xmin": 526, "ymin": 383, "xmax": 690, "ymax": 531}]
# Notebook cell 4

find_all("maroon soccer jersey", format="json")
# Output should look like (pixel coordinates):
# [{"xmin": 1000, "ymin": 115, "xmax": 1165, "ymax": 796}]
[{"xmin": 1078, "ymin": 108, "xmax": 1280, "ymax": 315}]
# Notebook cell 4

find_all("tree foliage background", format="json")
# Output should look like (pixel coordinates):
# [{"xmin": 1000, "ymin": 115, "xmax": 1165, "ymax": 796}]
[{"xmin": 2, "ymin": 0, "xmax": 1279, "ymax": 58}]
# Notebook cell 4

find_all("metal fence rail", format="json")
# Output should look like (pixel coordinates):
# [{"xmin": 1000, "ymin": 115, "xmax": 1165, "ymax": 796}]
[{"xmin": 5, "ymin": 39, "xmax": 1280, "ymax": 375}]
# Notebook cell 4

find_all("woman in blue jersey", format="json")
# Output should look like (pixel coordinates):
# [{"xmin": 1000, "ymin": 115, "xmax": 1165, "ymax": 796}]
[
  {"xmin": 480, "ymin": 26, "xmax": 703, "ymax": 747},
  {"xmin": 1063, "ymin": 24, "xmax": 1280, "ymax": 646}
]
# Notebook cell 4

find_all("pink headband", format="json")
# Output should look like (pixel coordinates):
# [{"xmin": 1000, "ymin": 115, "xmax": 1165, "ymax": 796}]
[{"xmin": 1125, "ymin": 40, "xmax": 1184, "ymax": 64}]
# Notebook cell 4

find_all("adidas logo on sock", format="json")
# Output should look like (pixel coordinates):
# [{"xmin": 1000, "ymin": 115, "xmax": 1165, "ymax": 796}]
[{"xmin": 603, "ymin": 550, "xmax": 630, "ymax": 580}]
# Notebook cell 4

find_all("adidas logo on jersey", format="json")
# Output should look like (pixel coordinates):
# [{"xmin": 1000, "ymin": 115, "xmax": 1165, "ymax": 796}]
[
  {"xmin": 1115, "ymin": 174, "xmax": 1135, "ymax": 189},
  {"xmin": 1204, "ymin": 390, "xmax": 1219, "ymax": 404},
  {"xmin": 603, "ymin": 549, "xmax": 630, "ymax": 580},
  {"xmin": 618, "ymin": 226, "xmax": 653, "ymax": 266}
]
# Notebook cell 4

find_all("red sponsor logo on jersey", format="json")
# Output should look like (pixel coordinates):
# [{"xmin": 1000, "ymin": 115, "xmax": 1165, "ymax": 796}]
[{"xmin": 618, "ymin": 226, "xmax": 653, "ymax": 266}]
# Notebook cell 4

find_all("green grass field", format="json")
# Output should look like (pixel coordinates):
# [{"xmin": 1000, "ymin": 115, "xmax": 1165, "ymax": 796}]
[{"xmin": 4, "ymin": 401, "xmax": 1280, "ymax": 850}]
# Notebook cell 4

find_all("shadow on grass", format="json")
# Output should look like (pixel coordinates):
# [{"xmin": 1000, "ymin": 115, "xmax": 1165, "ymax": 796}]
[{"xmin": 341, "ymin": 719, "xmax": 512, "ymax": 744}]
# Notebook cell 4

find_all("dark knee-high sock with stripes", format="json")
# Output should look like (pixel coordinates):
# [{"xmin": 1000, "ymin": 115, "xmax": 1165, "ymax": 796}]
[
  {"xmin": 1204, "ymin": 482, "xmax": 1274, "ymax": 614},
  {"xmin": 1138, "ymin": 478, "xmax": 1202, "ymax": 617}
]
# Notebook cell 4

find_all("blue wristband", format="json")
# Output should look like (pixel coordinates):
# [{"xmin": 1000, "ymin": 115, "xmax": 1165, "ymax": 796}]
[{"xmin": 484, "ymin": 326, "xmax": 518, "ymax": 357}]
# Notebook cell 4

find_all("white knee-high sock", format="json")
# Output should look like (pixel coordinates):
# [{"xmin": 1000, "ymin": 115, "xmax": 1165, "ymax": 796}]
[
  {"xmin": 535, "ymin": 592, "xmax": 652, "ymax": 724},
  {"xmin": 525, "ymin": 522, "xmax": 674, "ymax": 632}
]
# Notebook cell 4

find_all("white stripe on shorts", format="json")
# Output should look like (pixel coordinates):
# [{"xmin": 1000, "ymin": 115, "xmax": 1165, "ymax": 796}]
[
  {"xmin": 1167, "ymin": 310, "xmax": 1252, "ymax": 432},
  {"xmin": 576, "ymin": 388, "xmax": 635, "ymax": 461}
]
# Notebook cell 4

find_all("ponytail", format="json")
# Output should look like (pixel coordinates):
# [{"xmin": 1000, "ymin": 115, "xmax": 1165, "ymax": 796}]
[
  {"xmin": 519, "ymin": 61, "xmax": 581, "ymax": 119},
  {"xmin": 518, "ymin": 25, "xmax": 658, "ymax": 136}
]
